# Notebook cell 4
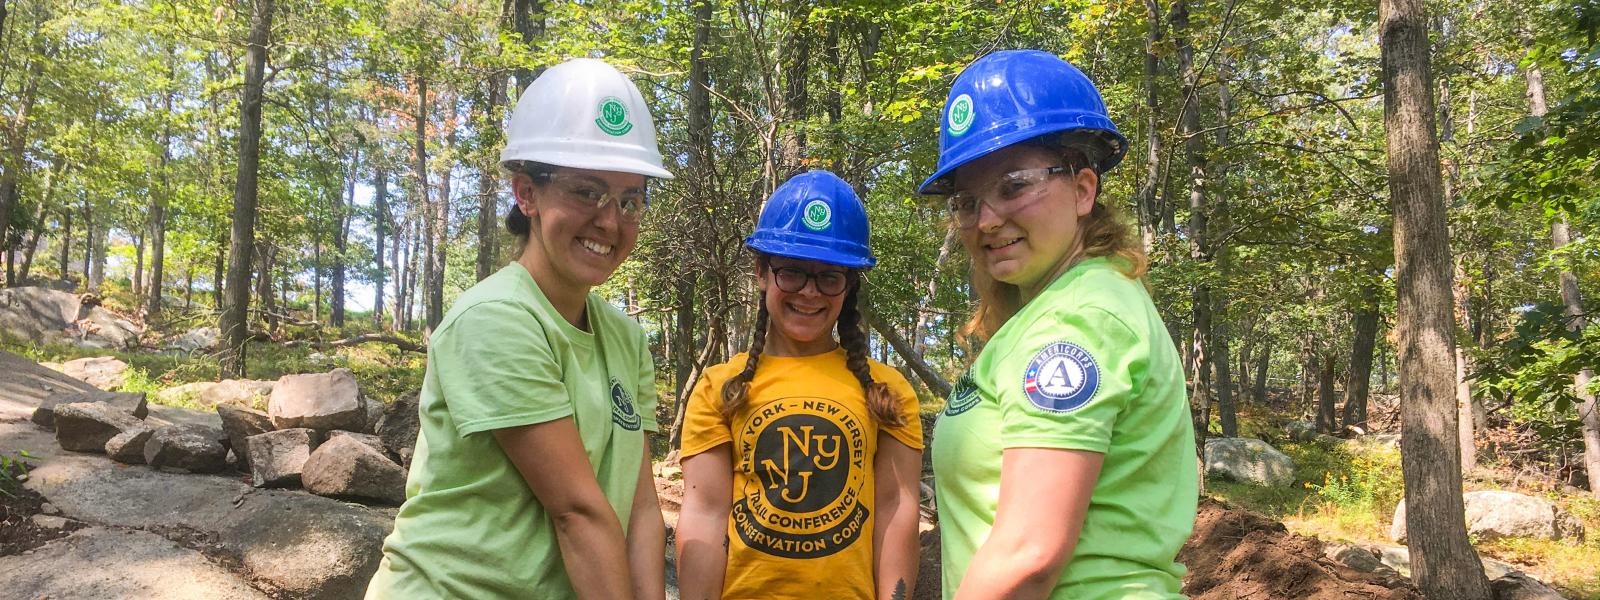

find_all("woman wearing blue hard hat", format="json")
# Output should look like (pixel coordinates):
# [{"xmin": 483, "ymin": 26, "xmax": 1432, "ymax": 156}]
[
  {"xmin": 924, "ymin": 50, "xmax": 1197, "ymax": 599},
  {"xmin": 675, "ymin": 171, "xmax": 925, "ymax": 600},
  {"xmin": 368, "ymin": 58, "xmax": 669, "ymax": 598}
]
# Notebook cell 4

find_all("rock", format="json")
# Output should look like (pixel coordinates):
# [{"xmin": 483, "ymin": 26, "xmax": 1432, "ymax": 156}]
[
  {"xmin": 1324, "ymin": 542, "xmax": 1400, "ymax": 578},
  {"xmin": 1372, "ymin": 544, "xmax": 1534, "ymax": 584},
  {"xmin": 1391, "ymin": 490, "xmax": 1586, "ymax": 543},
  {"xmin": 40, "ymin": 502, "xmax": 59, "ymax": 515},
  {"xmin": 247, "ymin": 428, "xmax": 322, "ymax": 488},
  {"xmin": 303, "ymin": 435, "xmax": 407, "ymax": 505},
  {"xmin": 0, "ymin": 287, "xmax": 141, "ymax": 350},
  {"xmin": 30, "ymin": 514, "xmax": 69, "ymax": 529},
  {"xmin": 104, "ymin": 427, "xmax": 154, "ymax": 464},
  {"xmin": 32, "ymin": 390, "xmax": 147, "ymax": 429},
  {"xmin": 0, "ymin": 527, "xmax": 271, "ymax": 599},
  {"xmin": 269, "ymin": 369, "xmax": 363, "ymax": 431},
  {"xmin": 25, "ymin": 454, "xmax": 389, "ymax": 600},
  {"xmin": 361, "ymin": 397, "xmax": 386, "ymax": 434},
  {"xmin": 1203, "ymin": 437, "xmax": 1297, "ymax": 487},
  {"xmin": 217, "ymin": 404, "xmax": 274, "ymax": 465},
  {"xmin": 377, "ymin": 390, "xmax": 420, "ymax": 458},
  {"xmin": 143, "ymin": 424, "xmax": 228, "ymax": 473},
  {"xmin": 398, "ymin": 447, "xmax": 413, "ymax": 471},
  {"xmin": 1284, "ymin": 420, "xmax": 1318, "ymax": 442},
  {"xmin": 327, "ymin": 431, "xmax": 387, "ymax": 458},
  {"xmin": 53, "ymin": 401, "xmax": 145, "ymax": 453},
  {"xmin": 164, "ymin": 326, "xmax": 220, "ymax": 353},
  {"xmin": 59, "ymin": 356, "xmax": 130, "ymax": 390},
  {"xmin": 1490, "ymin": 572, "xmax": 1565, "ymax": 600}
]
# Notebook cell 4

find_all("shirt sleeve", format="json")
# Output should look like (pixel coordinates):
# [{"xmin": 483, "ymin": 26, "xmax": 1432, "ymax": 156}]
[
  {"xmin": 635, "ymin": 329, "xmax": 661, "ymax": 433},
  {"xmin": 678, "ymin": 367, "xmax": 733, "ymax": 458},
  {"xmin": 872, "ymin": 364, "xmax": 926, "ymax": 450},
  {"xmin": 996, "ymin": 306, "xmax": 1144, "ymax": 453},
  {"xmin": 433, "ymin": 300, "xmax": 573, "ymax": 437}
]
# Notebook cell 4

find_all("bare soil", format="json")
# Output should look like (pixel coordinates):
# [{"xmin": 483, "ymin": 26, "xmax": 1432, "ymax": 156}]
[
  {"xmin": 0, "ymin": 456, "xmax": 80, "ymax": 556},
  {"xmin": 1179, "ymin": 498, "xmax": 1422, "ymax": 600}
]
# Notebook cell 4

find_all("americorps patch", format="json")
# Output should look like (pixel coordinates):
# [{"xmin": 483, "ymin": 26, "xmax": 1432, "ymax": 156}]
[{"xmin": 1022, "ymin": 341, "xmax": 1100, "ymax": 412}]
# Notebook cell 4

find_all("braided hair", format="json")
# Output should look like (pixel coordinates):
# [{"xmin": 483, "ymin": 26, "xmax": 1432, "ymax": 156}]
[{"xmin": 720, "ymin": 257, "xmax": 906, "ymax": 428}]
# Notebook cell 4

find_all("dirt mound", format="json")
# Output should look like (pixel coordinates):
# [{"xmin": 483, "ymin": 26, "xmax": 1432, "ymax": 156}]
[{"xmin": 1179, "ymin": 498, "xmax": 1421, "ymax": 600}]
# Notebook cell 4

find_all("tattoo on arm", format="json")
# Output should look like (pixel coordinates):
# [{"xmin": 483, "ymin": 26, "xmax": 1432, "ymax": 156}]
[{"xmin": 891, "ymin": 579, "xmax": 906, "ymax": 600}]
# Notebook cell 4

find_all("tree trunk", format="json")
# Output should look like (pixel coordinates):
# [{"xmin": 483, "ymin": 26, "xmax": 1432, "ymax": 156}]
[
  {"xmin": 332, "ymin": 149, "xmax": 354, "ymax": 327},
  {"xmin": 912, "ymin": 227, "xmax": 958, "ymax": 356},
  {"xmin": 256, "ymin": 243, "xmax": 276, "ymax": 332},
  {"xmin": 1173, "ymin": 0, "xmax": 1214, "ymax": 441},
  {"xmin": 475, "ymin": 64, "xmax": 507, "ymax": 282},
  {"xmin": 1138, "ymin": 0, "xmax": 1165, "ymax": 241},
  {"xmin": 1213, "ymin": 50, "xmax": 1238, "ymax": 438},
  {"xmin": 427, "ymin": 104, "xmax": 454, "ymax": 333},
  {"xmin": 213, "ymin": 230, "xmax": 225, "ymax": 308},
  {"xmin": 81, "ymin": 201, "xmax": 93, "ymax": 290},
  {"xmin": 57, "ymin": 207, "xmax": 70, "ymax": 281},
  {"xmin": 779, "ymin": 1, "xmax": 812, "ymax": 174},
  {"xmin": 1317, "ymin": 356, "xmax": 1338, "ymax": 433},
  {"xmin": 133, "ymin": 232, "xmax": 146, "ymax": 297},
  {"xmin": 511, "ymin": 0, "xmax": 546, "ymax": 94},
  {"xmin": 1345, "ymin": 282, "xmax": 1379, "ymax": 431},
  {"xmin": 19, "ymin": 158, "xmax": 64, "ymax": 284},
  {"xmin": 312, "ymin": 231, "xmax": 322, "ymax": 323},
  {"xmin": 673, "ymin": 0, "xmax": 713, "ymax": 402},
  {"xmin": 374, "ymin": 167, "xmax": 388, "ymax": 326},
  {"xmin": 1523, "ymin": 37, "xmax": 1600, "ymax": 497},
  {"xmin": 219, "ymin": 0, "xmax": 274, "ymax": 376},
  {"xmin": 0, "ymin": 38, "xmax": 47, "ymax": 276},
  {"xmin": 1380, "ymin": 0, "xmax": 1493, "ymax": 593}
]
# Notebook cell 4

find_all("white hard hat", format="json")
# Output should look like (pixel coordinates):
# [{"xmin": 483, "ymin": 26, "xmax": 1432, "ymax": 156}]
[{"xmin": 500, "ymin": 58, "xmax": 674, "ymax": 179}]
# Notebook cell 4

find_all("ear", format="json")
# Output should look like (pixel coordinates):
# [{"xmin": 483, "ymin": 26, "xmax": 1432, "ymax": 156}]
[
  {"xmin": 1072, "ymin": 168, "xmax": 1099, "ymax": 217},
  {"xmin": 512, "ymin": 173, "xmax": 539, "ymax": 219}
]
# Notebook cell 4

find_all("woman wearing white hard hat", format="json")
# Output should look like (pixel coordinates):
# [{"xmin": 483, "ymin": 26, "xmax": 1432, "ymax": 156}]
[{"xmin": 366, "ymin": 58, "xmax": 672, "ymax": 599}]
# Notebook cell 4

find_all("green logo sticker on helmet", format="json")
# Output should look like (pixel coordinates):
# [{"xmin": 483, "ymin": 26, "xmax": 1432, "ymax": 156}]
[
  {"xmin": 947, "ymin": 93, "xmax": 975, "ymax": 136},
  {"xmin": 595, "ymin": 96, "xmax": 633, "ymax": 136},
  {"xmin": 802, "ymin": 199, "xmax": 832, "ymax": 231}
]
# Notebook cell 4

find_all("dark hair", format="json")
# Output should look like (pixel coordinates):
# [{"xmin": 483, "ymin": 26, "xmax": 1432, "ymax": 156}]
[
  {"xmin": 720, "ymin": 257, "xmax": 906, "ymax": 428},
  {"xmin": 504, "ymin": 161, "xmax": 556, "ymax": 241}
]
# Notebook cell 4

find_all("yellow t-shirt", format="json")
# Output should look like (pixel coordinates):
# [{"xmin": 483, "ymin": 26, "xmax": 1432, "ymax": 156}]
[{"xmin": 680, "ymin": 348, "xmax": 924, "ymax": 600}]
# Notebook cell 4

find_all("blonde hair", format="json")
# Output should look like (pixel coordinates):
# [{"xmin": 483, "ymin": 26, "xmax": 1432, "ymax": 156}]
[{"xmin": 958, "ymin": 145, "xmax": 1147, "ymax": 344}]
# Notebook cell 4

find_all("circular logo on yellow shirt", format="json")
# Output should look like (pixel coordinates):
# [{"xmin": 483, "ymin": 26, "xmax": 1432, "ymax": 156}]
[{"xmin": 732, "ymin": 396, "xmax": 868, "ymax": 558}]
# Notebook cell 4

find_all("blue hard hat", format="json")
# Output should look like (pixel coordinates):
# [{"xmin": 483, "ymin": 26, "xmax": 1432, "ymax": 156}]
[
  {"xmin": 745, "ymin": 171, "xmax": 876, "ymax": 269},
  {"xmin": 918, "ymin": 50, "xmax": 1129, "ymax": 195}
]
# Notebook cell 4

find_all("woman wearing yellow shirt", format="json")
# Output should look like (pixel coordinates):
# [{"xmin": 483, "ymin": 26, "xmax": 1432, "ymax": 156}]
[{"xmin": 675, "ymin": 171, "xmax": 925, "ymax": 600}]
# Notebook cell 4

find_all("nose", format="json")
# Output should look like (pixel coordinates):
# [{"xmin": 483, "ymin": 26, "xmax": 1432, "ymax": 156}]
[{"xmin": 975, "ymin": 198, "xmax": 1004, "ymax": 233}]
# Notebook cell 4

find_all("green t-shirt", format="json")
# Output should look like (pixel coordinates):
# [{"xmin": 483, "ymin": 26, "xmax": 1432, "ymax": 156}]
[
  {"xmin": 366, "ymin": 263, "xmax": 658, "ymax": 599},
  {"xmin": 931, "ymin": 257, "xmax": 1197, "ymax": 599}
]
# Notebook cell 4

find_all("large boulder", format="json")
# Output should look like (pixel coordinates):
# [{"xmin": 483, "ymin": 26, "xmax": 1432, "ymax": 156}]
[
  {"xmin": 105, "ymin": 427, "xmax": 154, "ymax": 464},
  {"xmin": 32, "ymin": 390, "xmax": 147, "ymax": 429},
  {"xmin": 217, "ymin": 404, "xmax": 274, "ymax": 465},
  {"xmin": 377, "ymin": 390, "xmax": 420, "ymax": 458},
  {"xmin": 143, "ymin": 424, "xmax": 228, "ymax": 473},
  {"xmin": 0, "ymin": 287, "xmax": 141, "ymax": 349},
  {"xmin": 25, "ymin": 454, "xmax": 393, "ymax": 599},
  {"xmin": 58, "ymin": 356, "xmax": 130, "ymax": 390},
  {"xmin": 247, "ymin": 428, "xmax": 322, "ymax": 488},
  {"xmin": 303, "ymin": 435, "xmax": 406, "ymax": 505},
  {"xmin": 0, "ymin": 527, "xmax": 272, "ymax": 600},
  {"xmin": 164, "ymin": 326, "xmax": 221, "ymax": 353},
  {"xmin": 53, "ymin": 401, "xmax": 145, "ymax": 453},
  {"xmin": 1203, "ymin": 437, "xmax": 1296, "ymax": 487},
  {"xmin": 1391, "ymin": 490, "xmax": 1586, "ymax": 543},
  {"xmin": 269, "ymin": 369, "xmax": 363, "ymax": 431},
  {"xmin": 1490, "ymin": 572, "xmax": 1565, "ymax": 600},
  {"xmin": 327, "ymin": 431, "xmax": 386, "ymax": 457}
]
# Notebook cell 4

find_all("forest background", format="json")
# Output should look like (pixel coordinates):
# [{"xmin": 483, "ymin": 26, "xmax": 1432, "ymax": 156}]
[{"xmin": 2, "ymin": 0, "xmax": 1600, "ymax": 596}]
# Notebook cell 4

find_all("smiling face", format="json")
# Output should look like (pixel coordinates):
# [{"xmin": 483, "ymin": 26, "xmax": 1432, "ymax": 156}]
[
  {"xmin": 758, "ymin": 256, "xmax": 851, "ymax": 354},
  {"xmin": 951, "ymin": 144, "xmax": 1098, "ymax": 296},
  {"xmin": 513, "ymin": 167, "xmax": 645, "ymax": 293}
]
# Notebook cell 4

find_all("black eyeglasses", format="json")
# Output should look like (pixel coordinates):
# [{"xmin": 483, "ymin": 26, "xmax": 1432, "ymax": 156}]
[{"xmin": 771, "ymin": 266, "xmax": 850, "ymax": 296}]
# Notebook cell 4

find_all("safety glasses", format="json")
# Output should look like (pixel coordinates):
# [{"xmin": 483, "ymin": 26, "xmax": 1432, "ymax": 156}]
[
  {"xmin": 944, "ymin": 166, "xmax": 1066, "ymax": 228},
  {"xmin": 770, "ymin": 266, "xmax": 850, "ymax": 296}
]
